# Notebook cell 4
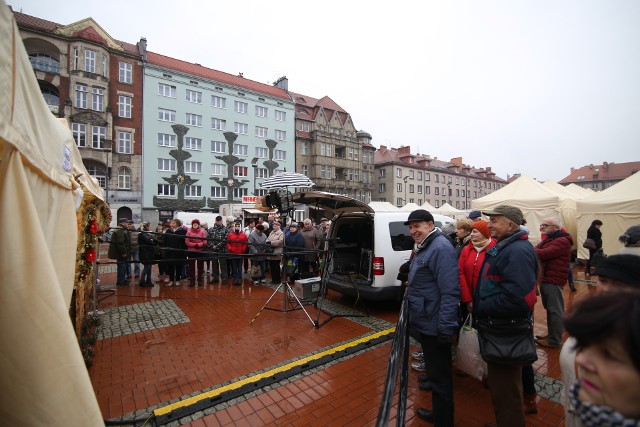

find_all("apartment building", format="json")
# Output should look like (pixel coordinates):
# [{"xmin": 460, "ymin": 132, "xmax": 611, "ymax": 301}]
[
  {"xmin": 142, "ymin": 56, "xmax": 295, "ymax": 222},
  {"xmin": 13, "ymin": 10, "xmax": 146, "ymax": 222},
  {"xmin": 559, "ymin": 161, "xmax": 640, "ymax": 191},
  {"xmin": 289, "ymin": 91, "xmax": 376, "ymax": 202},
  {"xmin": 374, "ymin": 146, "xmax": 506, "ymax": 209}
]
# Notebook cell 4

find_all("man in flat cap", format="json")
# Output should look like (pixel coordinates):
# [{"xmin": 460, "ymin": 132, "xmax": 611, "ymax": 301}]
[
  {"xmin": 405, "ymin": 209, "xmax": 460, "ymax": 426},
  {"xmin": 474, "ymin": 205, "xmax": 538, "ymax": 426},
  {"xmin": 108, "ymin": 218, "xmax": 131, "ymax": 286}
]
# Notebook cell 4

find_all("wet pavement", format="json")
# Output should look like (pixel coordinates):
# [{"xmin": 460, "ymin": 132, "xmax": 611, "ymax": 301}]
[{"xmin": 90, "ymin": 253, "xmax": 594, "ymax": 426}]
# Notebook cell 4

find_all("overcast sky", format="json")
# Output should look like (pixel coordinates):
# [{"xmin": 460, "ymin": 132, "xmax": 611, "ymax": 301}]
[{"xmin": 8, "ymin": 0, "xmax": 640, "ymax": 181}]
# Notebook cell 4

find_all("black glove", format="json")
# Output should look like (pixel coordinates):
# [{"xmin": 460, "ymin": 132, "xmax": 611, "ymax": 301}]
[
  {"xmin": 397, "ymin": 261, "xmax": 411, "ymax": 282},
  {"xmin": 437, "ymin": 334, "xmax": 452, "ymax": 344}
]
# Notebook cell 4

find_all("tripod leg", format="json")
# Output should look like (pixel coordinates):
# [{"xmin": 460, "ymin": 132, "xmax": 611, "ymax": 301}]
[
  {"xmin": 285, "ymin": 283, "xmax": 317, "ymax": 327},
  {"xmin": 248, "ymin": 283, "xmax": 283, "ymax": 326}
]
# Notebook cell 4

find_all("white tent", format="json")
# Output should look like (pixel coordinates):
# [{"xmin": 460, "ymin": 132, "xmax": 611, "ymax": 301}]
[
  {"xmin": 565, "ymin": 183, "xmax": 595, "ymax": 199},
  {"xmin": 400, "ymin": 202, "xmax": 421, "ymax": 212},
  {"xmin": 368, "ymin": 201, "xmax": 401, "ymax": 211},
  {"xmin": 541, "ymin": 181, "xmax": 582, "ymax": 248},
  {"xmin": 576, "ymin": 171, "xmax": 640, "ymax": 259},
  {"xmin": 420, "ymin": 201, "xmax": 437, "ymax": 211},
  {"xmin": 0, "ymin": 1, "xmax": 103, "ymax": 424},
  {"xmin": 472, "ymin": 175, "xmax": 560, "ymax": 245},
  {"xmin": 433, "ymin": 202, "xmax": 466, "ymax": 219}
]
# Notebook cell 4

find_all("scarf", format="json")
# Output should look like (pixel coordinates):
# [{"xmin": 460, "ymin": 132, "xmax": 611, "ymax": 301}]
[
  {"xmin": 413, "ymin": 228, "xmax": 439, "ymax": 256},
  {"xmin": 471, "ymin": 239, "xmax": 491, "ymax": 252},
  {"xmin": 569, "ymin": 382, "xmax": 640, "ymax": 427}
]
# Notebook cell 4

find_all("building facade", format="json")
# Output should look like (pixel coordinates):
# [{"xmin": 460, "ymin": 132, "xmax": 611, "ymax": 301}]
[
  {"xmin": 142, "ymin": 55, "xmax": 295, "ymax": 223},
  {"xmin": 14, "ymin": 11, "xmax": 146, "ymax": 223},
  {"xmin": 559, "ymin": 161, "xmax": 640, "ymax": 191},
  {"xmin": 374, "ymin": 146, "xmax": 506, "ymax": 209},
  {"xmin": 290, "ymin": 92, "xmax": 375, "ymax": 202}
]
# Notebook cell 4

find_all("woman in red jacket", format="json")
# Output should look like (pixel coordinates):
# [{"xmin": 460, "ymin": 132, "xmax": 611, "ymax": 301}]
[
  {"xmin": 458, "ymin": 220, "xmax": 495, "ymax": 313},
  {"xmin": 185, "ymin": 219, "xmax": 208, "ymax": 286},
  {"xmin": 226, "ymin": 221, "xmax": 248, "ymax": 285}
]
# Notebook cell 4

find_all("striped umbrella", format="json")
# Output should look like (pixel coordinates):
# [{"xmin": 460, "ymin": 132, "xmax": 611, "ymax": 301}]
[{"xmin": 261, "ymin": 172, "xmax": 315, "ymax": 189}]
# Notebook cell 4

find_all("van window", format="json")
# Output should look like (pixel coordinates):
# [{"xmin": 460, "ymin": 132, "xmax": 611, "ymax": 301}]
[{"xmin": 389, "ymin": 221, "xmax": 443, "ymax": 251}]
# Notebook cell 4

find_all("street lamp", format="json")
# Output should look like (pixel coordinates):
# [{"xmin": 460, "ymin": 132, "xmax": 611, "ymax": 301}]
[{"xmin": 251, "ymin": 157, "xmax": 259, "ymax": 196}]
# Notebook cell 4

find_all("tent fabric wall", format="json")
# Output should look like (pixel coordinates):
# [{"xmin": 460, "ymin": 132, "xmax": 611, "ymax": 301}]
[
  {"xmin": 575, "ymin": 171, "xmax": 640, "ymax": 259},
  {"xmin": 471, "ymin": 175, "xmax": 560, "ymax": 245},
  {"xmin": 0, "ymin": 2, "xmax": 103, "ymax": 425},
  {"xmin": 541, "ymin": 181, "xmax": 581, "ymax": 249}
]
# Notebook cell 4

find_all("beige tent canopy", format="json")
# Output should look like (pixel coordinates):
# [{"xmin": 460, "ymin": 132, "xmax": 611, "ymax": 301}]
[
  {"xmin": 400, "ymin": 202, "xmax": 421, "ymax": 212},
  {"xmin": 420, "ymin": 201, "xmax": 437, "ymax": 211},
  {"xmin": 0, "ymin": 1, "xmax": 103, "ymax": 424},
  {"xmin": 471, "ymin": 175, "xmax": 560, "ymax": 245},
  {"xmin": 576, "ymin": 171, "xmax": 640, "ymax": 259},
  {"xmin": 433, "ymin": 202, "xmax": 466, "ymax": 219},
  {"xmin": 368, "ymin": 201, "xmax": 401, "ymax": 211}
]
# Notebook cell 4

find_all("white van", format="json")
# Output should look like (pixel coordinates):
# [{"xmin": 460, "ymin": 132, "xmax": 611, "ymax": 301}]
[{"xmin": 291, "ymin": 191, "xmax": 455, "ymax": 301}]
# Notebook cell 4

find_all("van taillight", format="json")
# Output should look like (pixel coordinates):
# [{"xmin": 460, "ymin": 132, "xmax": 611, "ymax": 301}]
[{"xmin": 373, "ymin": 257, "xmax": 384, "ymax": 275}]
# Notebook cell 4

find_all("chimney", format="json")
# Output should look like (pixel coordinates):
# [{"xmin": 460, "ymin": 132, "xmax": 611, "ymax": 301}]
[
  {"xmin": 273, "ymin": 76, "xmax": 288, "ymax": 91},
  {"xmin": 450, "ymin": 157, "xmax": 463, "ymax": 167},
  {"xmin": 603, "ymin": 161, "xmax": 608, "ymax": 170},
  {"xmin": 398, "ymin": 146, "xmax": 412, "ymax": 155},
  {"xmin": 138, "ymin": 37, "xmax": 147, "ymax": 61}
]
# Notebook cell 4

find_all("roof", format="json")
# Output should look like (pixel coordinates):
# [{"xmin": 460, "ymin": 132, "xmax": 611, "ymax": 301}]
[
  {"xmin": 559, "ymin": 161, "xmax": 640, "ymax": 183},
  {"xmin": 290, "ymin": 91, "xmax": 350, "ymax": 125},
  {"xmin": 147, "ymin": 52, "xmax": 291, "ymax": 101}
]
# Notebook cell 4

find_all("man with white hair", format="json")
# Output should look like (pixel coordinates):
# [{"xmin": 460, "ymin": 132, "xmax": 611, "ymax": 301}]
[
  {"xmin": 535, "ymin": 216, "xmax": 573, "ymax": 348},
  {"xmin": 300, "ymin": 218, "xmax": 322, "ymax": 275}
]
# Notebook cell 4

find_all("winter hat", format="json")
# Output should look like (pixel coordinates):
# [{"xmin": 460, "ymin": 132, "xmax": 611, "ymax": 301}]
[
  {"xmin": 594, "ymin": 254, "xmax": 640, "ymax": 286},
  {"xmin": 619, "ymin": 225, "xmax": 640, "ymax": 246},
  {"xmin": 404, "ymin": 209, "xmax": 434, "ymax": 225},
  {"xmin": 472, "ymin": 220, "xmax": 491, "ymax": 239},
  {"xmin": 468, "ymin": 210, "xmax": 481, "ymax": 220},
  {"xmin": 441, "ymin": 223, "xmax": 456, "ymax": 235},
  {"xmin": 191, "ymin": 219, "xmax": 200, "ymax": 225}
]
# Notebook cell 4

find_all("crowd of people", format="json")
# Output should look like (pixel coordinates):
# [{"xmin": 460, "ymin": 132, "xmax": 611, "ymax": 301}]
[
  {"xmin": 404, "ymin": 205, "xmax": 640, "ymax": 427},
  {"xmin": 107, "ymin": 214, "xmax": 331, "ymax": 288}
]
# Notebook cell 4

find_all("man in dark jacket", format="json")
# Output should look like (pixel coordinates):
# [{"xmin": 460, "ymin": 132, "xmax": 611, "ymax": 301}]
[
  {"xmin": 473, "ymin": 205, "xmax": 538, "ymax": 427},
  {"xmin": 108, "ymin": 218, "xmax": 131, "ymax": 286},
  {"xmin": 207, "ymin": 215, "xmax": 228, "ymax": 282},
  {"xmin": 164, "ymin": 219, "xmax": 187, "ymax": 286},
  {"xmin": 535, "ymin": 217, "xmax": 573, "ymax": 348},
  {"xmin": 406, "ymin": 209, "xmax": 460, "ymax": 426}
]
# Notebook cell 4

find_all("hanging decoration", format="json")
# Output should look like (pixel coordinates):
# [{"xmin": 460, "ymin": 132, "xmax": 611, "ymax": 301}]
[{"xmin": 76, "ymin": 202, "xmax": 111, "ymax": 283}]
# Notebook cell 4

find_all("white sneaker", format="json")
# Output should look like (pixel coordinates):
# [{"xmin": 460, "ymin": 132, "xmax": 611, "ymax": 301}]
[
  {"xmin": 167, "ymin": 282, "xmax": 173, "ymax": 287},
  {"xmin": 253, "ymin": 280, "xmax": 259, "ymax": 284}
]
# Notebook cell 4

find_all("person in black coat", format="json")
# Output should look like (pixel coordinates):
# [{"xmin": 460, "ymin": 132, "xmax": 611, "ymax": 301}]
[
  {"xmin": 164, "ymin": 219, "xmax": 188, "ymax": 286},
  {"xmin": 284, "ymin": 223, "xmax": 305, "ymax": 282},
  {"xmin": 138, "ymin": 222, "xmax": 156, "ymax": 287},
  {"xmin": 585, "ymin": 219, "xmax": 603, "ymax": 275}
]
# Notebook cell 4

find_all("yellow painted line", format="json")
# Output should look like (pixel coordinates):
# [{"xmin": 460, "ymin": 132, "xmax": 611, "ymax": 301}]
[{"xmin": 154, "ymin": 327, "xmax": 396, "ymax": 417}]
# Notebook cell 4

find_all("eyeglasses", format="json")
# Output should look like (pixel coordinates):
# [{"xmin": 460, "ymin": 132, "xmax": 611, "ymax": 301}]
[{"xmin": 540, "ymin": 224, "xmax": 556, "ymax": 228}]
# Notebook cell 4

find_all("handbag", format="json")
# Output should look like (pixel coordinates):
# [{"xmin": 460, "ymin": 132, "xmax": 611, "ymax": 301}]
[
  {"xmin": 582, "ymin": 238, "xmax": 597, "ymax": 250},
  {"xmin": 250, "ymin": 264, "xmax": 262, "ymax": 280},
  {"xmin": 476, "ymin": 316, "xmax": 538, "ymax": 365},
  {"xmin": 455, "ymin": 315, "xmax": 488, "ymax": 381}
]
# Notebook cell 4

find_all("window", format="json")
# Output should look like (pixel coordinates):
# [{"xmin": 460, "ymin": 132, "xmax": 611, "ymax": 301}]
[
  {"xmin": 186, "ymin": 89, "xmax": 202, "ymax": 103},
  {"xmin": 321, "ymin": 165, "xmax": 331, "ymax": 179},
  {"xmin": 425, "ymin": 173, "xmax": 430, "ymax": 181},
  {"xmin": 92, "ymin": 87, "xmax": 103, "ymax": 111},
  {"xmin": 211, "ymin": 95, "xmax": 226, "ymax": 108},
  {"xmin": 396, "ymin": 183, "xmax": 402, "ymax": 192},
  {"xmin": 435, "ymin": 187, "xmax": 440, "ymax": 195},
  {"xmin": 119, "ymin": 62, "xmax": 132, "ymax": 83},
  {"xmin": 158, "ymin": 133, "xmax": 176, "ymax": 147},
  {"xmin": 426, "ymin": 186, "xmax": 430, "ymax": 194},
  {"xmin": 353, "ymin": 148, "xmax": 359, "ymax": 161},
  {"xmin": 234, "ymin": 101, "xmax": 248, "ymax": 113},
  {"xmin": 435, "ymin": 175, "xmax": 440, "ymax": 183},
  {"xmin": 379, "ymin": 168, "xmax": 386, "ymax": 178},
  {"xmin": 75, "ymin": 84, "xmax": 87, "ymax": 109},
  {"xmin": 185, "ymin": 161, "xmax": 202, "ymax": 174},
  {"xmin": 409, "ymin": 170, "xmax": 414, "ymax": 179},
  {"xmin": 417, "ymin": 172, "xmax": 423, "ymax": 180},
  {"xmin": 274, "ymin": 149, "xmax": 286, "ymax": 160},
  {"xmin": 233, "ymin": 144, "xmax": 248, "ymax": 156},
  {"xmin": 256, "ymin": 168, "xmax": 269, "ymax": 178},
  {"xmin": 275, "ymin": 130, "xmax": 286, "ymax": 141},
  {"xmin": 118, "ymin": 167, "xmax": 131, "ymax": 189},
  {"xmin": 211, "ymin": 140, "xmax": 225, "ymax": 153},
  {"xmin": 29, "ymin": 52, "xmax": 60, "ymax": 73},
  {"xmin": 396, "ymin": 168, "xmax": 402, "ymax": 178},
  {"xmin": 158, "ymin": 83, "xmax": 176, "ymax": 97},
  {"xmin": 396, "ymin": 198, "xmax": 403, "ymax": 207},
  {"xmin": 102, "ymin": 54, "xmax": 107, "ymax": 77},
  {"xmin": 234, "ymin": 166, "xmax": 248, "ymax": 177},
  {"xmin": 255, "ymin": 126, "xmax": 268, "ymax": 138},
  {"xmin": 233, "ymin": 188, "xmax": 248, "ymax": 199},
  {"xmin": 297, "ymin": 121, "xmax": 310, "ymax": 132},
  {"xmin": 211, "ymin": 163, "xmax": 225, "ymax": 175},
  {"xmin": 184, "ymin": 137, "xmax": 202, "ymax": 150},
  {"xmin": 86, "ymin": 165, "xmax": 106, "ymax": 188},
  {"xmin": 234, "ymin": 122, "xmax": 248, "ymax": 134},
  {"xmin": 157, "ymin": 158, "xmax": 176, "ymax": 171},
  {"xmin": 320, "ymin": 143, "xmax": 332, "ymax": 157},
  {"xmin": 212, "ymin": 118, "xmax": 226, "ymax": 130},
  {"xmin": 73, "ymin": 47, "xmax": 79, "ymax": 70},
  {"xmin": 158, "ymin": 184, "xmax": 176, "ymax": 197},
  {"xmin": 255, "ymin": 147, "xmax": 267, "ymax": 158},
  {"xmin": 84, "ymin": 49, "xmax": 96, "ymax": 73},
  {"xmin": 255, "ymin": 105, "xmax": 267, "ymax": 117},
  {"xmin": 379, "ymin": 183, "xmax": 386, "ymax": 193},
  {"xmin": 301, "ymin": 165, "xmax": 308, "ymax": 176},
  {"xmin": 185, "ymin": 185, "xmax": 202, "ymax": 197},
  {"xmin": 72, "ymin": 123, "xmax": 86, "ymax": 147},
  {"xmin": 119, "ymin": 95, "xmax": 132, "ymax": 118},
  {"xmin": 362, "ymin": 151, "xmax": 369, "ymax": 164},
  {"xmin": 118, "ymin": 131, "xmax": 132, "ymax": 154},
  {"xmin": 409, "ymin": 184, "xmax": 415, "ymax": 193},
  {"xmin": 186, "ymin": 113, "xmax": 202, "ymax": 127},
  {"xmin": 211, "ymin": 186, "xmax": 226, "ymax": 198},
  {"xmin": 91, "ymin": 125, "xmax": 106, "ymax": 148},
  {"xmin": 158, "ymin": 108, "xmax": 175, "ymax": 122},
  {"xmin": 301, "ymin": 142, "xmax": 308, "ymax": 155},
  {"xmin": 418, "ymin": 185, "xmax": 423, "ymax": 194},
  {"xmin": 275, "ymin": 110, "xmax": 286, "ymax": 121}
]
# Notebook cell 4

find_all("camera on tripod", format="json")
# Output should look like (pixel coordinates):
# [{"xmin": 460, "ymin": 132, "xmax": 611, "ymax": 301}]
[{"xmin": 262, "ymin": 189, "xmax": 294, "ymax": 213}]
